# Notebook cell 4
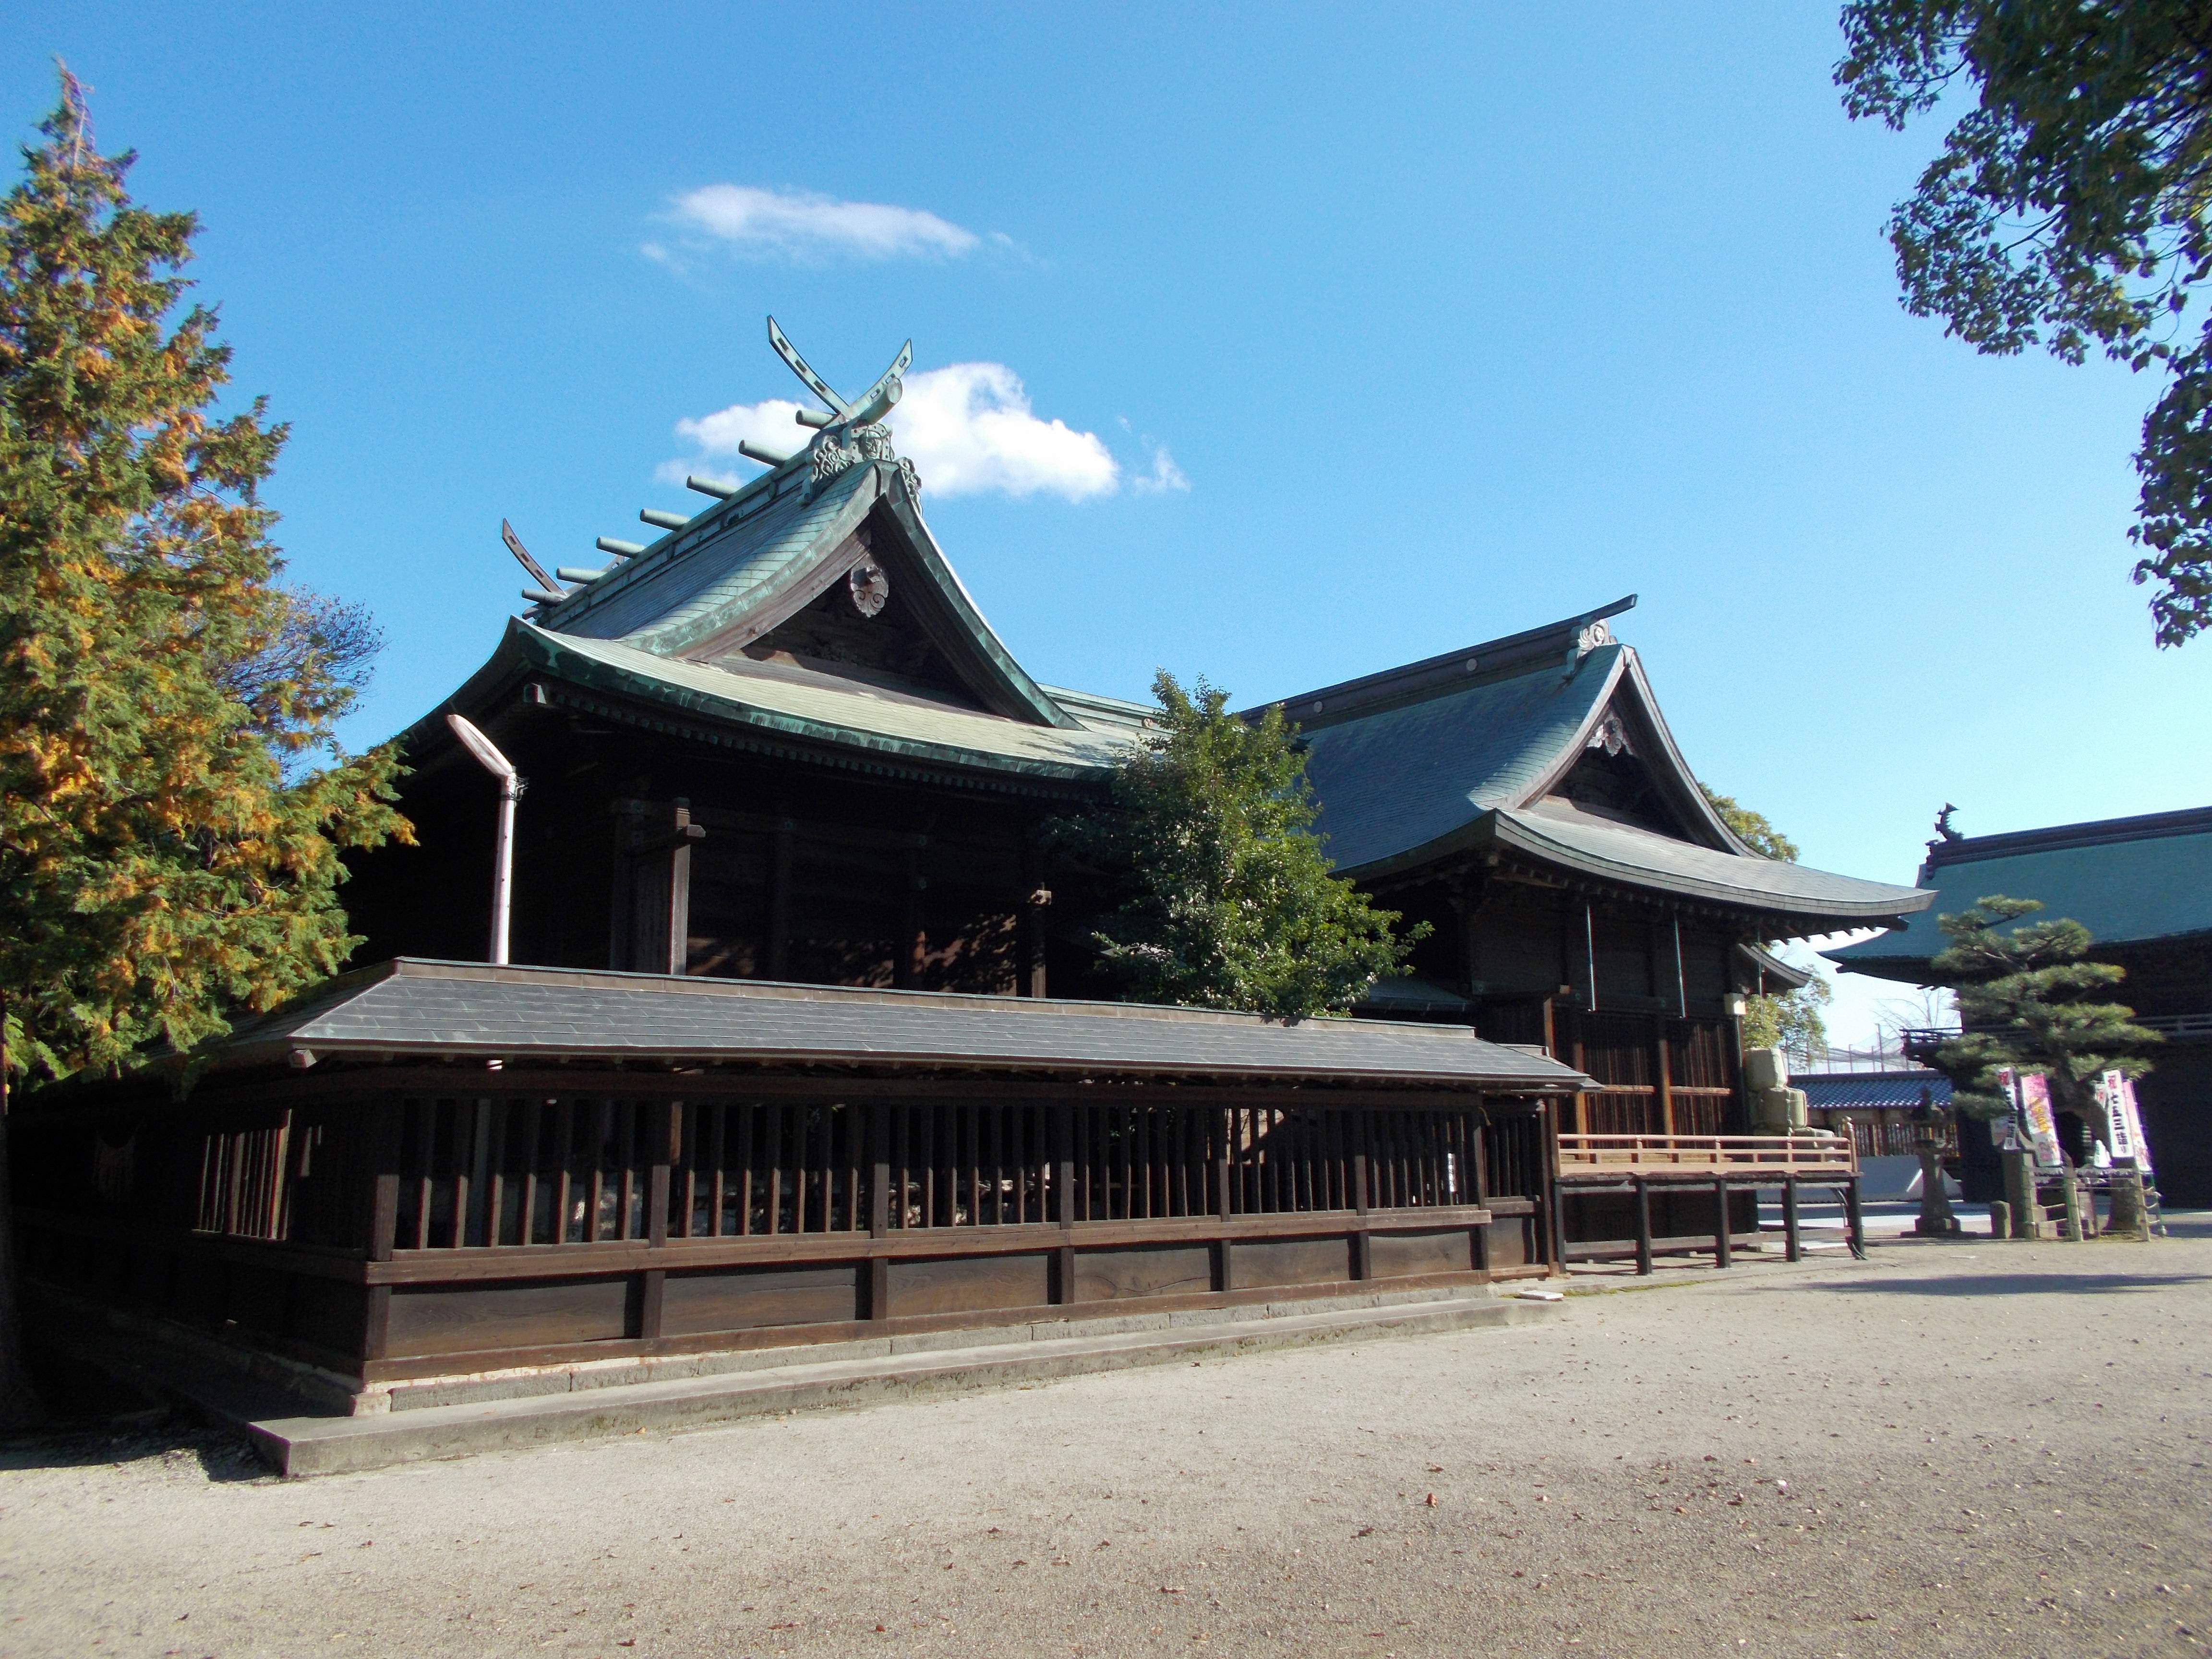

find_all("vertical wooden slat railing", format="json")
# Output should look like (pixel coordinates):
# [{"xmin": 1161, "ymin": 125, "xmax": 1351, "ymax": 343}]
[{"xmin": 373, "ymin": 1094, "xmax": 1517, "ymax": 1254}]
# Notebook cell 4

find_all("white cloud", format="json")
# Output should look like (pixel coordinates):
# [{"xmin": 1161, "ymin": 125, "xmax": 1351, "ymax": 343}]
[
  {"xmin": 1132, "ymin": 442, "xmax": 1190, "ymax": 495},
  {"xmin": 889, "ymin": 364, "xmax": 1117, "ymax": 500},
  {"xmin": 666, "ymin": 363, "xmax": 1120, "ymax": 503},
  {"xmin": 669, "ymin": 184, "xmax": 977, "ymax": 262},
  {"xmin": 673, "ymin": 397, "xmax": 810, "ymax": 462}
]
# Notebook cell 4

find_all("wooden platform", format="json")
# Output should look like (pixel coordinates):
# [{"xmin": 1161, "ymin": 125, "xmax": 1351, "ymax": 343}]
[{"xmin": 1552, "ymin": 1132, "xmax": 1863, "ymax": 1272}]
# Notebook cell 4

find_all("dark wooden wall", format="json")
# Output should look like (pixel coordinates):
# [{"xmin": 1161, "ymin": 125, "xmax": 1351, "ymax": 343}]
[
  {"xmin": 343, "ymin": 701, "xmax": 1075, "ymax": 996},
  {"xmin": 11, "ymin": 1075, "xmax": 1556, "ymax": 1387}
]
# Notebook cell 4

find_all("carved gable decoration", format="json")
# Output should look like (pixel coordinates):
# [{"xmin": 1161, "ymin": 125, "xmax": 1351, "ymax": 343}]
[
  {"xmin": 701, "ymin": 517, "xmax": 988, "ymax": 709},
  {"xmin": 1542, "ymin": 700, "xmax": 1693, "ymax": 839}
]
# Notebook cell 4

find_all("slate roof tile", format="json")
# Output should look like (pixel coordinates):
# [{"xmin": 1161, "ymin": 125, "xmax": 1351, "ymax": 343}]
[{"xmin": 212, "ymin": 960, "xmax": 1593, "ymax": 1090}]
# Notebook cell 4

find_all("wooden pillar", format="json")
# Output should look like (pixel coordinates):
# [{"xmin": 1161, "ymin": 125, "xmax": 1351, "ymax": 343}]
[
  {"xmin": 665, "ymin": 800, "xmax": 696, "ymax": 976},
  {"xmin": 639, "ymin": 1101, "xmax": 676, "ymax": 1340},
  {"xmin": 1350, "ymin": 1112, "xmax": 1373, "ymax": 1282},
  {"xmin": 1469, "ymin": 1102, "xmax": 1491, "ymax": 1275},
  {"xmin": 1782, "ymin": 1177, "xmax": 1801, "ymax": 1262},
  {"xmin": 867, "ymin": 1103, "xmax": 891, "ymax": 1321},
  {"xmin": 1843, "ymin": 1178, "xmax": 1865, "ymax": 1260},
  {"xmin": 1053, "ymin": 1105, "xmax": 1076, "ymax": 1303},
  {"xmin": 1543, "ymin": 1096, "xmax": 1566, "ymax": 1274},
  {"xmin": 767, "ymin": 814, "xmax": 794, "ymax": 980},
  {"xmin": 1214, "ymin": 1105, "xmax": 1235, "ymax": 1293},
  {"xmin": 1560, "ymin": 1000, "xmax": 1589, "ymax": 1137},
  {"xmin": 618, "ymin": 799, "xmax": 705, "ymax": 976},
  {"xmin": 1712, "ymin": 1177, "xmax": 1732, "ymax": 1269},
  {"xmin": 1654, "ymin": 1021, "xmax": 1676, "ymax": 1138},
  {"xmin": 1023, "ymin": 888, "xmax": 1052, "ymax": 998},
  {"xmin": 1633, "ymin": 1176, "xmax": 1653, "ymax": 1275},
  {"xmin": 361, "ymin": 1099, "xmax": 405, "ymax": 1370}
]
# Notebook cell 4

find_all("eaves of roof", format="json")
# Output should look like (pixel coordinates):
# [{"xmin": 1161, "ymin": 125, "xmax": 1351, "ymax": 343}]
[
  {"xmin": 1828, "ymin": 818, "xmax": 2212, "ymax": 975},
  {"xmin": 506, "ymin": 623, "xmax": 1132, "ymax": 785},
  {"xmin": 1347, "ymin": 804, "xmax": 1932, "ymax": 926},
  {"xmin": 163, "ymin": 959, "xmax": 1599, "ymax": 1092}
]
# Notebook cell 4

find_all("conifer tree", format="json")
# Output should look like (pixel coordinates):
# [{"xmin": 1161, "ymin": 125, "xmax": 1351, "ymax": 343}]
[
  {"xmin": 1046, "ymin": 672, "xmax": 1423, "ymax": 1018},
  {"xmin": 1927, "ymin": 897, "xmax": 2158, "ymax": 1138},
  {"xmin": 0, "ymin": 71, "xmax": 409, "ymax": 1424}
]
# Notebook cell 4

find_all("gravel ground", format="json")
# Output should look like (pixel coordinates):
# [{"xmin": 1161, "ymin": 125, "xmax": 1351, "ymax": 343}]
[{"xmin": 3, "ymin": 1221, "xmax": 2208, "ymax": 1659}]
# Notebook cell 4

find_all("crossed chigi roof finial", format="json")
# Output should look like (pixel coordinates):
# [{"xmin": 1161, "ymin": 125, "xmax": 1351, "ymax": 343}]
[{"xmin": 768, "ymin": 317, "xmax": 911, "ymax": 438}]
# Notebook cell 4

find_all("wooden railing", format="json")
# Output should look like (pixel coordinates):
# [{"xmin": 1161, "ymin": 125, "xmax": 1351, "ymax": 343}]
[
  {"xmin": 384, "ymin": 1094, "xmax": 1525, "ymax": 1253},
  {"xmin": 1556, "ymin": 1131, "xmax": 1857, "ymax": 1177}
]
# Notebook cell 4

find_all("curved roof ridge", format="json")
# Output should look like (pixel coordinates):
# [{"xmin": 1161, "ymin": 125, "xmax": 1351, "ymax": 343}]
[{"xmin": 1243, "ymin": 594, "xmax": 1638, "ymax": 728}]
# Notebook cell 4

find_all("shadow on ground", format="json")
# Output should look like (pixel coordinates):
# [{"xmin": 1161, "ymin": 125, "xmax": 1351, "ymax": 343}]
[
  {"xmin": 0, "ymin": 1422, "xmax": 264, "ymax": 1482},
  {"xmin": 1815, "ymin": 1269, "xmax": 2212, "ymax": 1298}
]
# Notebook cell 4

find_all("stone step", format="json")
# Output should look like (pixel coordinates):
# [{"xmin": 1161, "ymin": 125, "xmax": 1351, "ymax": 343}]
[
  {"xmin": 201, "ymin": 1292, "xmax": 1563, "ymax": 1477},
  {"xmin": 377, "ymin": 1281, "xmax": 1494, "ymax": 1415}
]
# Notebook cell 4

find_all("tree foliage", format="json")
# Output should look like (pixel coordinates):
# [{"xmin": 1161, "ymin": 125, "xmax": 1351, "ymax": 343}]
[
  {"xmin": 0, "ymin": 72, "xmax": 409, "ymax": 1087},
  {"xmin": 1743, "ymin": 973, "xmax": 1835, "ymax": 1063},
  {"xmin": 1045, "ymin": 672, "xmax": 1425, "ymax": 1018},
  {"xmin": 1838, "ymin": 3, "xmax": 2212, "ymax": 644},
  {"xmin": 1925, "ymin": 895, "xmax": 2158, "ymax": 1128},
  {"xmin": 1701, "ymin": 784, "xmax": 1829, "ymax": 1060},
  {"xmin": 1703, "ymin": 787, "xmax": 1801, "ymax": 863}
]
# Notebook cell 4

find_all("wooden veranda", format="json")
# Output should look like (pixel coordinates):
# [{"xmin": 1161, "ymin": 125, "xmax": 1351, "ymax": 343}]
[{"xmin": 1551, "ymin": 1130, "xmax": 1863, "ymax": 1272}]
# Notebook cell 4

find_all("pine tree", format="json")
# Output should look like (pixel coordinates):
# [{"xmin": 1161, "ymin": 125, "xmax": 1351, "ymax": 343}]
[
  {"xmin": 1927, "ymin": 896, "xmax": 2158, "ymax": 1136},
  {"xmin": 0, "ymin": 70, "xmax": 409, "ymax": 1424},
  {"xmin": 1046, "ymin": 672, "xmax": 1424, "ymax": 1018}
]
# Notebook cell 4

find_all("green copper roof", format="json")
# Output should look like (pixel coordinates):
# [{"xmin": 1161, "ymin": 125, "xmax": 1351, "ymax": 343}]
[
  {"xmin": 1279, "ymin": 615, "xmax": 1927, "ymax": 927},
  {"xmin": 1489, "ymin": 806, "xmax": 1929, "ymax": 922},
  {"xmin": 499, "ymin": 620, "xmax": 1136, "ymax": 782},
  {"xmin": 537, "ymin": 457, "xmax": 1074, "ymax": 730},
  {"xmin": 1296, "ymin": 644, "xmax": 1626, "ymax": 868},
  {"xmin": 430, "ymin": 424, "xmax": 1922, "ymax": 928},
  {"xmin": 1828, "ymin": 807, "xmax": 2212, "ymax": 981}
]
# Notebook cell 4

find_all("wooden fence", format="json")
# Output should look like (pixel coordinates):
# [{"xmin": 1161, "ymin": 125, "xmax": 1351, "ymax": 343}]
[{"xmin": 13, "ymin": 1080, "xmax": 1559, "ymax": 1386}]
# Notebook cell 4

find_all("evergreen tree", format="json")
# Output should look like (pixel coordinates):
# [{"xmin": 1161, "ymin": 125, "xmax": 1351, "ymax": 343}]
[
  {"xmin": 0, "ymin": 71, "xmax": 409, "ymax": 1424},
  {"xmin": 1838, "ymin": 3, "xmax": 2212, "ymax": 644},
  {"xmin": 1046, "ymin": 672, "xmax": 1423, "ymax": 1018},
  {"xmin": 1701, "ymin": 784, "xmax": 1831, "ymax": 1061},
  {"xmin": 1926, "ymin": 896, "xmax": 2158, "ymax": 1136}
]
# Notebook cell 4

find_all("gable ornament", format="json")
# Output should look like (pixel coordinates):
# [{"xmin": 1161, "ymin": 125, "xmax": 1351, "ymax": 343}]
[{"xmin": 767, "ymin": 318, "xmax": 924, "ymax": 499}]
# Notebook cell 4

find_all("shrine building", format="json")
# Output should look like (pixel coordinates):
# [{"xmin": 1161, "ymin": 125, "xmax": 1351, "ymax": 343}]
[{"xmin": 11, "ymin": 327, "xmax": 1924, "ymax": 1401}]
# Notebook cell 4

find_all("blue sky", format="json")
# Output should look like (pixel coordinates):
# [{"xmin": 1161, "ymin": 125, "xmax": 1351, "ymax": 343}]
[{"xmin": 10, "ymin": 3, "xmax": 2207, "ymax": 1042}]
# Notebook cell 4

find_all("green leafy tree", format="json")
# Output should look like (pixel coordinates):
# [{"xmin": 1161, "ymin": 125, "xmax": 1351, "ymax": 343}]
[
  {"xmin": 1046, "ymin": 672, "xmax": 1424, "ymax": 1018},
  {"xmin": 1838, "ymin": 3, "xmax": 2212, "ymax": 644},
  {"xmin": 1701, "ymin": 785, "xmax": 1831, "ymax": 1061},
  {"xmin": 0, "ymin": 71, "xmax": 409, "ymax": 1424},
  {"xmin": 1742, "ymin": 976, "xmax": 1835, "ymax": 1065},
  {"xmin": 1926, "ymin": 896, "xmax": 2158, "ymax": 1135}
]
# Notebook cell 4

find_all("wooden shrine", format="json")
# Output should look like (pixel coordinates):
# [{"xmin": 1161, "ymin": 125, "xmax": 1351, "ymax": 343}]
[{"xmin": 11, "ymin": 323, "xmax": 1922, "ymax": 1395}]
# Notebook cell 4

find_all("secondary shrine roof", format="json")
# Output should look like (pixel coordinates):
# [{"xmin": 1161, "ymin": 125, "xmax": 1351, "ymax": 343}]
[
  {"xmin": 1257, "ymin": 603, "xmax": 1930, "ymax": 930},
  {"xmin": 1827, "ymin": 805, "xmax": 2212, "ymax": 983}
]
